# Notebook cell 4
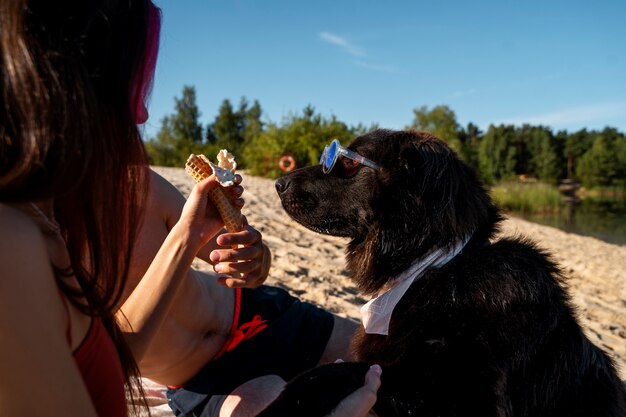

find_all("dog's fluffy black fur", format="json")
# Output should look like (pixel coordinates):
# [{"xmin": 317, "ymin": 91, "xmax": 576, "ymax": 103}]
[{"xmin": 268, "ymin": 129, "xmax": 626, "ymax": 417}]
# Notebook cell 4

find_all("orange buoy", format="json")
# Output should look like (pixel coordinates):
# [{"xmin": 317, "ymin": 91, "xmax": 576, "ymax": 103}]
[{"xmin": 279, "ymin": 155, "xmax": 296, "ymax": 172}]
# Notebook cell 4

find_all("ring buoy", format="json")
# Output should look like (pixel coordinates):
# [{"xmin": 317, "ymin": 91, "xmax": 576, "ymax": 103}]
[{"xmin": 279, "ymin": 155, "xmax": 296, "ymax": 172}]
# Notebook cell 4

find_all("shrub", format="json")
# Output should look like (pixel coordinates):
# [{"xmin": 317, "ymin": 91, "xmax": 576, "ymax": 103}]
[{"xmin": 490, "ymin": 180, "xmax": 563, "ymax": 214}]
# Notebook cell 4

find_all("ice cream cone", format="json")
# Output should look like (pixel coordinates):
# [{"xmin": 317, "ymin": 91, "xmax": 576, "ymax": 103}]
[{"xmin": 185, "ymin": 154, "xmax": 243, "ymax": 233}]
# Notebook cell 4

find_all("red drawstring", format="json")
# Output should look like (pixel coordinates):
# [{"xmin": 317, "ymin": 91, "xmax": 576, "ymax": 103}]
[
  {"xmin": 223, "ymin": 315, "xmax": 268, "ymax": 354},
  {"xmin": 213, "ymin": 288, "xmax": 268, "ymax": 361}
]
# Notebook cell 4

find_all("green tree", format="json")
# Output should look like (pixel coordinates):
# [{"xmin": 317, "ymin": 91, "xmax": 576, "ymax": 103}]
[
  {"xmin": 614, "ymin": 136, "xmax": 626, "ymax": 187},
  {"xmin": 528, "ymin": 128, "xmax": 559, "ymax": 183},
  {"xmin": 172, "ymin": 86, "xmax": 203, "ymax": 144},
  {"xmin": 408, "ymin": 105, "xmax": 466, "ymax": 160},
  {"xmin": 575, "ymin": 128, "xmax": 626, "ymax": 188},
  {"xmin": 511, "ymin": 125, "xmax": 534, "ymax": 175},
  {"xmin": 145, "ymin": 85, "xmax": 206, "ymax": 166},
  {"xmin": 243, "ymin": 105, "xmax": 352, "ymax": 178},
  {"xmin": 576, "ymin": 135, "xmax": 618, "ymax": 187},
  {"xmin": 552, "ymin": 130, "xmax": 569, "ymax": 180},
  {"xmin": 243, "ymin": 100, "xmax": 264, "ymax": 144},
  {"xmin": 517, "ymin": 126, "xmax": 560, "ymax": 183},
  {"xmin": 145, "ymin": 116, "xmax": 178, "ymax": 166},
  {"xmin": 458, "ymin": 122, "xmax": 482, "ymax": 169},
  {"xmin": 478, "ymin": 124, "xmax": 517, "ymax": 184},
  {"xmin": 206, "ymin": 97, "xmax": 264, "ymax": 166},
  {"xmin": 565, "ymin": 129, "xmax": 593, "ymax": 179},
  {"xmin": 208, "ymin": 99, "xmax": 240, "ymax": 150}
]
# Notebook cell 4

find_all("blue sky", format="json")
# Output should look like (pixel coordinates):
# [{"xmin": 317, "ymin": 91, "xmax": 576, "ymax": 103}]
[{"xmin": 144, "ymin": 0, "xmax": 626, "ymax": 139}]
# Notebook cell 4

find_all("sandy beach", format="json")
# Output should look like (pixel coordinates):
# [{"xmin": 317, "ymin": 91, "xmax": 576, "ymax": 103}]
[{"xmin": 153, "ymin": 166, "xmax": 626, "ymax": 379}]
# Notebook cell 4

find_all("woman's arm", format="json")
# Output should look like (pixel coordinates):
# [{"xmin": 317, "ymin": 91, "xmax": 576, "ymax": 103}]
[
  {"xmin": 117, "ymin": 176, "xmax": 225, "ymax": 361},
  {"xmin": 0, "ymin": 207, "xmax": 97, "ymax": 416},
  {"xmin": 118, "ymin": 170, "xmax": 272, "ymax": 361}
]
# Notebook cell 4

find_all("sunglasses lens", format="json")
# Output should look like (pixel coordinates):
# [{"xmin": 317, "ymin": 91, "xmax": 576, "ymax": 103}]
[{"xmin": 323, "ymin": 141, "xmax": 337, "ymax": 172}]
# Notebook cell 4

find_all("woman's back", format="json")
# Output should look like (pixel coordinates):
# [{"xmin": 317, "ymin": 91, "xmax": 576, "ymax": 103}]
[
  {"xmin": 0, "ymin": 204, "xmax": 128, "ymax": 416},
  {"xmin": 0, "ymin": 204, "xmax": 102, "ymax": 416}
]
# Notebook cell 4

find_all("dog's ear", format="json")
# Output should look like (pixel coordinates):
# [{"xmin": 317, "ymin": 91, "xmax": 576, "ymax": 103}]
[
  {"xmin": 397, "ymin": 137, "xmax": 458, "ymax": 200},
  {"xmin": 359, "ymin": 139, "xmax": 434, "ymax": 286},
  {"xmin": 398, "ymin": 141, "xmax": 425, "ymax": 179}
]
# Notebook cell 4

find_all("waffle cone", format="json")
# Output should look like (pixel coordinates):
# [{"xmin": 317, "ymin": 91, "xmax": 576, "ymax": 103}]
[{"xmin": 185, "ymin": 154, "xmax": 243, "ymax": 233}]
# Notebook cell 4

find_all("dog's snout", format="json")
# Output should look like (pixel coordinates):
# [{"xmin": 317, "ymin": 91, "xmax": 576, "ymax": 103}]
[{"xmin": 275, "ymin": 177, "xmax": 290, "ymax": 194}]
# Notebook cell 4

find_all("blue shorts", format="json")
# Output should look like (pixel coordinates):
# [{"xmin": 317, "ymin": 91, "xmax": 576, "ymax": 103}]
[{"xmin": 166, "ymin": 285, "xmax": 334, "ymax": 416}]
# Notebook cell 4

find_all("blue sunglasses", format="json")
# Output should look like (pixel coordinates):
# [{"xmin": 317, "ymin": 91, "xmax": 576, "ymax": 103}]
[{"xmin": 319, "ymin": 139, "xmax": 380, "ymax": 174}]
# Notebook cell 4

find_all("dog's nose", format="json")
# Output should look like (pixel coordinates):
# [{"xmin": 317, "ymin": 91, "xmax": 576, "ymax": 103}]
[{"xmin": 275, "ymin": 177, "xmax": 289, "ymax": 194}]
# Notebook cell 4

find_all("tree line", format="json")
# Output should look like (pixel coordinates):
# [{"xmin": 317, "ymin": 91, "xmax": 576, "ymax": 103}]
[{"xmin": 146, "ymin": 85, "xmax": 626, "ymax": 188}]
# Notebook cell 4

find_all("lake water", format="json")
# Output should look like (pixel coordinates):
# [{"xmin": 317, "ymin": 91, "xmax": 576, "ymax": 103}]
[{"xmin": 517, "ymin": 196, "xmax": 626, "ymax": 247}]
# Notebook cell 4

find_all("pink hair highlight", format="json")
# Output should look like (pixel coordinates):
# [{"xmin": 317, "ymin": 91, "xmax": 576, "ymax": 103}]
[{"xmin": 132, "ymin": 2, "xmax": 161, "ymax": 124}]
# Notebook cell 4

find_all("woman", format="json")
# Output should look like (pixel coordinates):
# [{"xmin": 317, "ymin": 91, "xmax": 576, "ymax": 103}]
[
  {"xmin": 0, "ymin": 0, "xmax": 171, "ymax": 415},
  {"xmin": 0, "ymin": 1, "xmax": 379, "ymax": 415}
]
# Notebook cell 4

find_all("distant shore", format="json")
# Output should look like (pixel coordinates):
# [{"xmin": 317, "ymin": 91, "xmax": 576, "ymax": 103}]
[{"xmin": 154, "ymin": 166, "xmax": 626, "ymax": 379}]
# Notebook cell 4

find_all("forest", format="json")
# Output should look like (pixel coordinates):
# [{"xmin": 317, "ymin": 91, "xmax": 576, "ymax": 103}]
[{"xmin": 145, "ymin": 86, "xmax": 626, "ymax": 189}]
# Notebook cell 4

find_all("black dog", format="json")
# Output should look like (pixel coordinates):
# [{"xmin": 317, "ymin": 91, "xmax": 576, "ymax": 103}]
[{"xmin": 266, "ymin": 129, "xmax": 626, "ymax": 417}]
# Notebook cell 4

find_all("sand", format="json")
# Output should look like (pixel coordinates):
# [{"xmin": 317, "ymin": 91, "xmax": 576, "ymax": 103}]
[{"xmin": 153, "ymin": 166, "xmax": 626, "ymax": 379}]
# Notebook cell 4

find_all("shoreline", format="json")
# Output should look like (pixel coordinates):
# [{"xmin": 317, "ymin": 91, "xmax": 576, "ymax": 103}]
[
  {"xmin": 153, "ymin": 166, "xmax": 626, "ymax": 379},
  {"xmin": 508, "ymin": 211, "xmax": 626, "ymax": 248}
]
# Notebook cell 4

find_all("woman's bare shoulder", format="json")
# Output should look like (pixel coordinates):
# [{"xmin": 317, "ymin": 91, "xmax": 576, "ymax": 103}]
[
  {"xmin": 0, "ymin": 203, "xmax": 45, "ymax": 245},
  {"xmin": 0, "ymin": 203, "xmax": 65, "ymax": 358},
  {"xmin": 148, "ymin": 169, "xmax": 186, "ymax": 227},
  {"xmin": 149, "ymin": 169, "xmax": 186, "ymax": 203},
  {"xmin": 0, "ymin": 203, "xmax": 53, "ymax": 292}
]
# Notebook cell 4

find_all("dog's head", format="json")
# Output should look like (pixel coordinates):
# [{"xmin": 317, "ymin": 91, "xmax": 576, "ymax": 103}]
[{"xmin": 276, "ymin": 129, "xmax": 501, "ymax": 294}]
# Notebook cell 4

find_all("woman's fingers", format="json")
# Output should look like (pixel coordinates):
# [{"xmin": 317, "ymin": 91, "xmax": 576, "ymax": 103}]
[{"xmin": 215, "ymin": 225, "xmax": 261, "ymax": 247}]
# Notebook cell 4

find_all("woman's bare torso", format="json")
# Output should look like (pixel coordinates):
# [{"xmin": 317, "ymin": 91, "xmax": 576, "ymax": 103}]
[{"xmin": 123, "ymin": 177, "xmax": 236, "ymax": 386}]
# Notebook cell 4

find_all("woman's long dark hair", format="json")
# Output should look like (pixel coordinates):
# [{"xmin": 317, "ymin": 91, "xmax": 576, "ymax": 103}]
[{"xmin": 0, "ymin": 0, "xmax": 160, "ymax": 413}]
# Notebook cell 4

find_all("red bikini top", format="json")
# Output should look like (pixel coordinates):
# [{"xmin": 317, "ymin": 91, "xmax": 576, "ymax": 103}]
[{"xmin": 62, "ymin": 296, "xmax": 127, "ymax": 417}]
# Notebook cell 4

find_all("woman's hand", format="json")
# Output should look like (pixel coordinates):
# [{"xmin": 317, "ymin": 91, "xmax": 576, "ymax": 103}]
[
  {"xmin": 204, "ymin": 174, "xmax": 272, "ymax": 288},
  {"xmin": 328, "ymin": 365, "xmax": 382, "ymax": 417},
  {"xmin": 176, "ymin": 175, "xmax": 226, "ymax": 250},
  {"xmin": 209, "ymin": 215, "xmax": 271, "ymax": 288},
  {"xmin": 180, "ymin": 173, "xmax": 272, "ymax": 288}
]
